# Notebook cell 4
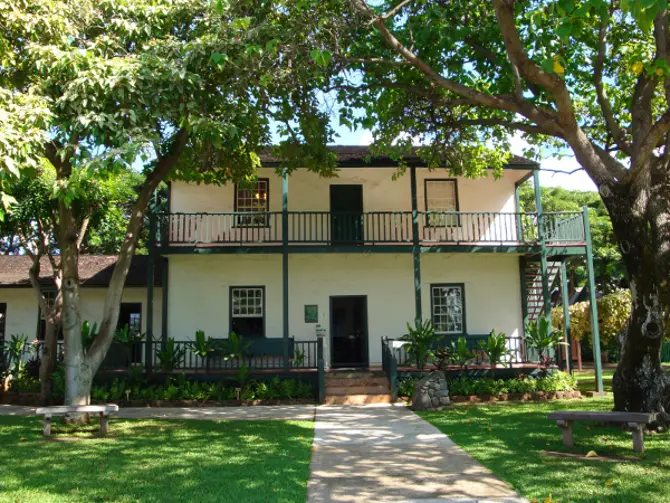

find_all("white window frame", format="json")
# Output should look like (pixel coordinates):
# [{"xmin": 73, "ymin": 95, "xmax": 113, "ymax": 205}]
[
  {"xmin": 234, "ymin": 179, "xmax": 269, "ymax": 227},
  {"xmin": 425, "ymin": 179, "xmax": 459, "ymax": 227},
  {"xmin": 430, "ymin": 284, "xmax": 466, "ymax": 335}
]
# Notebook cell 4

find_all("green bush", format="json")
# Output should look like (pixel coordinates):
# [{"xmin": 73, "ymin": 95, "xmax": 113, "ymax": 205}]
[
  {"xmin": 87, "ymin": 375, "xmax": 314, "ymax": 402},
  {"xmin": 398, "ymin": 377, "xmax": 420, "ymax": 397},
  {"xmin": 448, "ymin": 371, "xmax": 576, "ymax": 396}
]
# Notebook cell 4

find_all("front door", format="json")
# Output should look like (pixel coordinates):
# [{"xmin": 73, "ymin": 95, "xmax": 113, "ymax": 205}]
[
  {"xmin": 330, "ymin": 296, "xmax": 368, "ymax": 368},
  {"xmin": 330, "ymin": 185, "xmax": 364, "ymax": 244}
]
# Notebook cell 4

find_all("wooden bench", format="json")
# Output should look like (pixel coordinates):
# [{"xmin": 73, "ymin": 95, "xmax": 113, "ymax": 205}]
[
  {"xmin": 548, "ymin": 411, "xmax": 657, "ymax": 453},
  {"xmin": 35, "ymin": 405, "xmax": 119, "ymax": 436}
]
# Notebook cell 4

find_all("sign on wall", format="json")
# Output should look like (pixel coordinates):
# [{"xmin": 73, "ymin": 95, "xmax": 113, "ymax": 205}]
[{"xmin": 304, "ymin": 305, "xmax": 318, "ymax": 323}]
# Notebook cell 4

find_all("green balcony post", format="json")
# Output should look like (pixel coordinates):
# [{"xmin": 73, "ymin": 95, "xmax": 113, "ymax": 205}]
[
  {"xmin": 145, "ymin": 211, "xmax": 156, "ymax": 374},
  {"xmin": 317, "ymin": 337, "xmax": 325, "ymax": 404},
  {"xmin": 560, "ymin": 260, "xmax": 571, "ymax": 373},
  {"xmin": 282, "ymin": 169, "xmax": 290, "ymax": 372},
  {"xmin": 519, "ymin": 256, "xmax": 529, "ymax": 360},
  {"xmin": 161, "ymin": 257, "xmax": 168, "ymax": 349},
  {"xmin": 583, "ymin": 206, "xmax": 603, "ymax": 393},
  {"xmin": 410, "ymin": 166, "xmax": 422, "ymax": 324}
]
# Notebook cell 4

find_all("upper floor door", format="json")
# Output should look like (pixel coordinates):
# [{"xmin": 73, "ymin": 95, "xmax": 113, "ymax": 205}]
[{"xmin": 330, "ymin": 185, "xmax": 363, "ymax": 244}]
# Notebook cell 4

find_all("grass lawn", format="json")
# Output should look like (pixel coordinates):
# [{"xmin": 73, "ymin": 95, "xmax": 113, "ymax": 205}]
[
  {"xmin": 0, "ymin": 416, "xmax": 314, "ymax": 503},
  {"xmin": 574, "ymin": 368, "xmax": 615, "ymax": 393},
  {"xmin": 419, "ymin": 398, "xmax": 670, "ymax": 503}
]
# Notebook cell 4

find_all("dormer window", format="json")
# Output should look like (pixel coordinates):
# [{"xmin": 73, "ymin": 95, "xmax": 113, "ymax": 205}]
[{"xmin": 235, "ymin": 178, "xmax": 269, "ymax": 226}]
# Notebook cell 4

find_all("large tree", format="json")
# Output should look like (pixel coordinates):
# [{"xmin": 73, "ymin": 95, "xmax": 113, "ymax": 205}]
[
  {"xmin": 322, "ymin": 0, "xmax": 670, "ymax": 416},
  {"xmin": 0, "ymin": 0, "xmax": 336, "ymax": 406},
  {"xmin": 0, "ymin": 162, "xmax": 146, "ymax": 401}
]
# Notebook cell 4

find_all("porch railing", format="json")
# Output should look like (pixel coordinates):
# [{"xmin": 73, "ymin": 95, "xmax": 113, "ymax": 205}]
[
  {"xmin": 382, "ymin": 333, "xmax": 526, "ymax": 372},
  {"xmin": 156, "ymin": 210, "xmax": 588, "ymax": 247}
]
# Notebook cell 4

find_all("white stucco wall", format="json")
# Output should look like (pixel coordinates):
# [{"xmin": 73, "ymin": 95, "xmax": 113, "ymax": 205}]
[
  {"xmin": 0, "ymin": 287, "xmax": 162, "ymax": 343},
  {"xmin": 170, "ymin": 167, "xmax": 528, "ymax": 214},
  {"xmin": 166, "ymin": 253, "xmax": 523, "ymax": 366}
]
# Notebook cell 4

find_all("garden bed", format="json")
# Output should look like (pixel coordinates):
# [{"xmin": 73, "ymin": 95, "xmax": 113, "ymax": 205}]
[{"xmin": 450, "ymin": 390, "xmax": 583, "ymax": 403}]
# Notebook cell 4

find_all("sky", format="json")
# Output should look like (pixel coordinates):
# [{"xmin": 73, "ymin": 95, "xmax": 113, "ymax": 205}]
[{"xmin": 331, "ymin": 125, "xmax": 598, "ymax": 192}]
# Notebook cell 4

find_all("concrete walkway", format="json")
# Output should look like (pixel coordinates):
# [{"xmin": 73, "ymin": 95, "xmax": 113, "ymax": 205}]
[
  {"xmin": 0, "ymin": 404, "xmax": 316, "ymax": 421},
  {"xmin": 308, "ymin": 405, "xmax": 528, "ymax": 503}
]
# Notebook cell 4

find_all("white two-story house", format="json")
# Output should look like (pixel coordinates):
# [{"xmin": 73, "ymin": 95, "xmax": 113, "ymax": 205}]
[{"xmin": 148, "ymin": 146, "xmax": 593, "ymax": 371}]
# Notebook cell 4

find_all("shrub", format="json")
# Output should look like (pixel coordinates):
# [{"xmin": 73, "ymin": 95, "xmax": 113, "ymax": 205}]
[
  {"xmin": 447, "ymin": 371, "xmax": 576, "ymax": 397},
  {"xmin": 398, "ymin": 376, "xmax": 420, "ymax": 398},
  {"xmin": 478, "ymin": 330, "xmax": 513, "ymax": 378},
  {"xmin": 402, "ymin": 320, "xmax": 442, "ymax": 373}
]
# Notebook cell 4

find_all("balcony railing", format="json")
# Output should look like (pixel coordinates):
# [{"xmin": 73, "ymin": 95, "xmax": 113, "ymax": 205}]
[{"xmin": 156, "ymin": 211, "xmax": 585, "ymax": 248}]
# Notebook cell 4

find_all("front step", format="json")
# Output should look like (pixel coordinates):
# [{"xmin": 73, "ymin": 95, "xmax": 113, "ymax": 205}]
[
  {"xmin": 324, "ymin": 370, "xmax": 391, "ymax": 405},
  {"xmin": 323, "ymin": 394, "xmax": 393, "ymax": 405}
]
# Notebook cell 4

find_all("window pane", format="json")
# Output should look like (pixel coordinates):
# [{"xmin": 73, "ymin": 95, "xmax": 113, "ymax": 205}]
[
  {"xmin": 236, "ymin": 179, "xmax": 269, "ymax": 226},
  {"xmin": 431, "ymin": 285, "xmax": 464, "ymax": 334},
  {"xmin": 231, "ymin": 287, "xmax": 264, "ymax": 317}
]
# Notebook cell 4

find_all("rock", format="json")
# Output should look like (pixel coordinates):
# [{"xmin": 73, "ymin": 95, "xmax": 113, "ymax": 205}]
[{"xmin": 412, "ymin": 371, "xmax": 450, "ymax": 411}]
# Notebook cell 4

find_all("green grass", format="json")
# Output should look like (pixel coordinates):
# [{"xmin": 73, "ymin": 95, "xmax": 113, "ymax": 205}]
[
  {"xmin": 574, "ymin": 368, "xmax": 615, "ymax": 393},
  {"xmin": 419, "ymin": 398, "xmax": 670, "ymax": 503},
  {"xmin": 0, "ymin": 416, "xmax": 314, "ymax": 503}
]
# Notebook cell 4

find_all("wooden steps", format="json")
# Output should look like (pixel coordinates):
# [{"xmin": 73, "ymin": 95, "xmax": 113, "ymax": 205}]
[{"xmin": 324, "ymin": 370, "xmax": 391, "ymax": 405}]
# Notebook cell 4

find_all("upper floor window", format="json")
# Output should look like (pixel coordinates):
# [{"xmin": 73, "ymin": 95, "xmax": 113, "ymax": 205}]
[
  {"xmin": 230, "ymin": 286, "xmax": 265, "ymax": 337},
  {"xmin": 425, "ymin": 179, "xmax": 459, "ymax": 226},
  {"xmin": 235, "ymin": 179, "xmax": 269, "ymax": 227},
  {"xmin": 430, "ymin": 284, "xmax": 466, "ymax": 334}
]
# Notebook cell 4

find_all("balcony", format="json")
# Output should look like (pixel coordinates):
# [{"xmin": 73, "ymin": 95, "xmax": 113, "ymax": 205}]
[{"xmin": 154, "ymin": 210, "xmax": 586, "ymax": 251}]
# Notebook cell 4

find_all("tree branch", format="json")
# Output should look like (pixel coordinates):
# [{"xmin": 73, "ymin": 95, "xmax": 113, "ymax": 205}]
[
  {"xmin": 338, "ymin": 56, "xmax": 413, "ymax": 67},
  {"xmin": 594, "ymin": 11, "xmax": 631, "ymax": 155},
  {"xmin": 627, "ymin": 109, "xmax": 670, "ymax": 184},
  {"xmin": 76, "ymin": 215, "xmax": 90, "ymax": 250},
  {"xmin": 381, "ymin": 0, "xmax": 414, "ymax": 20}
]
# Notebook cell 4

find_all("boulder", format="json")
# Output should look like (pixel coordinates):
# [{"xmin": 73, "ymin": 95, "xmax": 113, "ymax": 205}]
[{"xmin": 412, "ymin": 371, "xmax": 450, "ymax": 411}]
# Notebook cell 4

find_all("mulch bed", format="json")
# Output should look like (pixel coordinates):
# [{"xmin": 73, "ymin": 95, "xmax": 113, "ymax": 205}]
[{"xmin": 449, "ymin": 390, "xmax": 583, "ymax": 403}]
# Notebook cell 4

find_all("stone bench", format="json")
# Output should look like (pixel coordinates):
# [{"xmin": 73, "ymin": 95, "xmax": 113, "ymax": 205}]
[
  {"xmin": 35, "ymin": 405, "xmax": 119, "ymax": 436},
  {"xmin": 548, "ymin": 411, "xmax": 657, "ymax": 453}
]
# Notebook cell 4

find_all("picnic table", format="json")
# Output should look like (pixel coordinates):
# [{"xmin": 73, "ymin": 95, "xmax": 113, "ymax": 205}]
[{"xmin": 35, "ymin": 405, "xmax": 119, "ymax": 436}]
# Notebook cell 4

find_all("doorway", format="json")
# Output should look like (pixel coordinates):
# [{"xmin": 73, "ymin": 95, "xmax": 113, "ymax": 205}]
[
  {"xmin": 330, "ymin": 296, "xmax": 368, "ymax": 368},
  {"xmin": 330, "ymin": 185, "xmax": 364, "ymax": 244}
]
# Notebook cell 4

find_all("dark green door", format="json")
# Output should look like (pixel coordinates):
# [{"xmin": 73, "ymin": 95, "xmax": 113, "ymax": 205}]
[
  {"xmin": 330, "ymin": 185, "xmax": 363, "ymax": 244},
  {"xmin": 330, "ymin": 296, "xmax": 368, "ymax": 368}
]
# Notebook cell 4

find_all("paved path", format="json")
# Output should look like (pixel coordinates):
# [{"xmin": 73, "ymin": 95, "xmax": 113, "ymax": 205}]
[
  {"xmin": 308, "ymin": 405, "xmax": 528, "ymax": 503},
  {"xmin": 0, "ymin": 404, "xmax": 315, "ymax": 421}
]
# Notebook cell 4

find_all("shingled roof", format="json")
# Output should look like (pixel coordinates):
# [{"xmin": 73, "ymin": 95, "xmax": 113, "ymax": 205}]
[
  {"xmin": 257, "ymin": 145, "xmax": 538, "ymax": 168},
  {"xmin": 0, "ymin": 255, "xmax": 160, "ymax": 288}
]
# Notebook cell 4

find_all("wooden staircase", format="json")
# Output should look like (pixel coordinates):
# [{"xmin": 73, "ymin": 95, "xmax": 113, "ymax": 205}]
[
  {"xmin": 524, "ymin": 260, "xmax": 561, "ymax": 321},
  {"xmin": 324, "ymin": 370, "xmax": 392, "ymax": 405}
]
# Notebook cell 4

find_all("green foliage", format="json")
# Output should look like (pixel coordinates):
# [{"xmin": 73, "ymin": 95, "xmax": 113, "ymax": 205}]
[
  {"xmin": 89, "ymin": 375, "xmax": 314, "ymax": 402},
  {"xmin": 398, "ymin": 376, "xmax": 420, "ymax": 398},
  {"xmin": 448, "ymin": 371, "xmax": 577, "ymax": 396},
  {"xmin": 450, "ymin": 336, "xmax": 475, "ymax": 369},
  {"xmin": 81, "ymin": 321, "xmax": 98, "ymax": 352},
  {"xmin": 434, "ymin": 347, "xmax": 453, "ymax": 371},
  {"xmin": 155, "ymin": 338, "xmax": 186, "ymax": 372},
  {"xmin": 401, "ymin": 319, "xmax": 442, "ymax": 373},
  {"xmin": 113, "ymin": 324, "xmax": 144, "ymax": 346},
  {"xmin": 293, "ymin": 347, "xmax": 305, "ymax": 367},
  {"xmin": 478, "ymin": 330, "xmax": 513, "ymax": 377},
  {"xmin": 524, "ymin": 318, "xmax": 566, "ymax": 367},
  {"xmin": 2, "ymin": 333, "xmax": 28, "ymax": 376},
  {"xmin": 225, "ymin": 332, "xmax": 252, "ymax": 361},
  {"xmin": 191, "ymin": 330, "xmax": 214, "ymax": 363}
]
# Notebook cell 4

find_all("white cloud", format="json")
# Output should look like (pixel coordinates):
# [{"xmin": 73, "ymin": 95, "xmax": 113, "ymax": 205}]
[{"xmin": 359, "ymin": 130, "xmax": 373, "ymax": 145}]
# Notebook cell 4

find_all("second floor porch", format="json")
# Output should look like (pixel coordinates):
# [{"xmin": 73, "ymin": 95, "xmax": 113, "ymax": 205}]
[{"xmin": 152, "ymin": 209, "xmax": 588, "ymax": 253}]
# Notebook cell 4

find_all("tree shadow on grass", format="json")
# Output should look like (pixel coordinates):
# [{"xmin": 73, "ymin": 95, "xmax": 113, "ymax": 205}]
[
  {"xmin": 0, "ymin": 416, "xmax": 314, "ymax": 503},
  {"xmin": 420, "ymin": 399, "xmax": 670, "ymax": 503}
]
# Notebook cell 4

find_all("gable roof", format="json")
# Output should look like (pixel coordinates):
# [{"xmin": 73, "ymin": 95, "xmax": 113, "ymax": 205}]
[
  {"xmin": 258, "ymin": 145, "xmax": 539, "ymax": 169},
  {"xmin": 0, "ymin": 255, "xmax": 159, "ymax": 288}
]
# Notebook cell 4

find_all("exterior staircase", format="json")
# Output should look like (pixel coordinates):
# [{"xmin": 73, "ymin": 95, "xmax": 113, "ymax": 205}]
[
  {"xmin": 324, "ymin": 370, "xmax": 392, "ymax": 405},
  {"xmin": 524, "ymin": 260, "xmax": 561, "ymax": 321}
]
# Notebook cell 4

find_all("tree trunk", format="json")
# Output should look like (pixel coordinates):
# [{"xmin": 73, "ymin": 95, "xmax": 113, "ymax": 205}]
[
  {"xmin": 606, "ymin": 181, "xmax": 670, "ymax": 418},
  {"xmin": 39, "ymin": 318, "xmax": 59, "ymax": 404}
]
